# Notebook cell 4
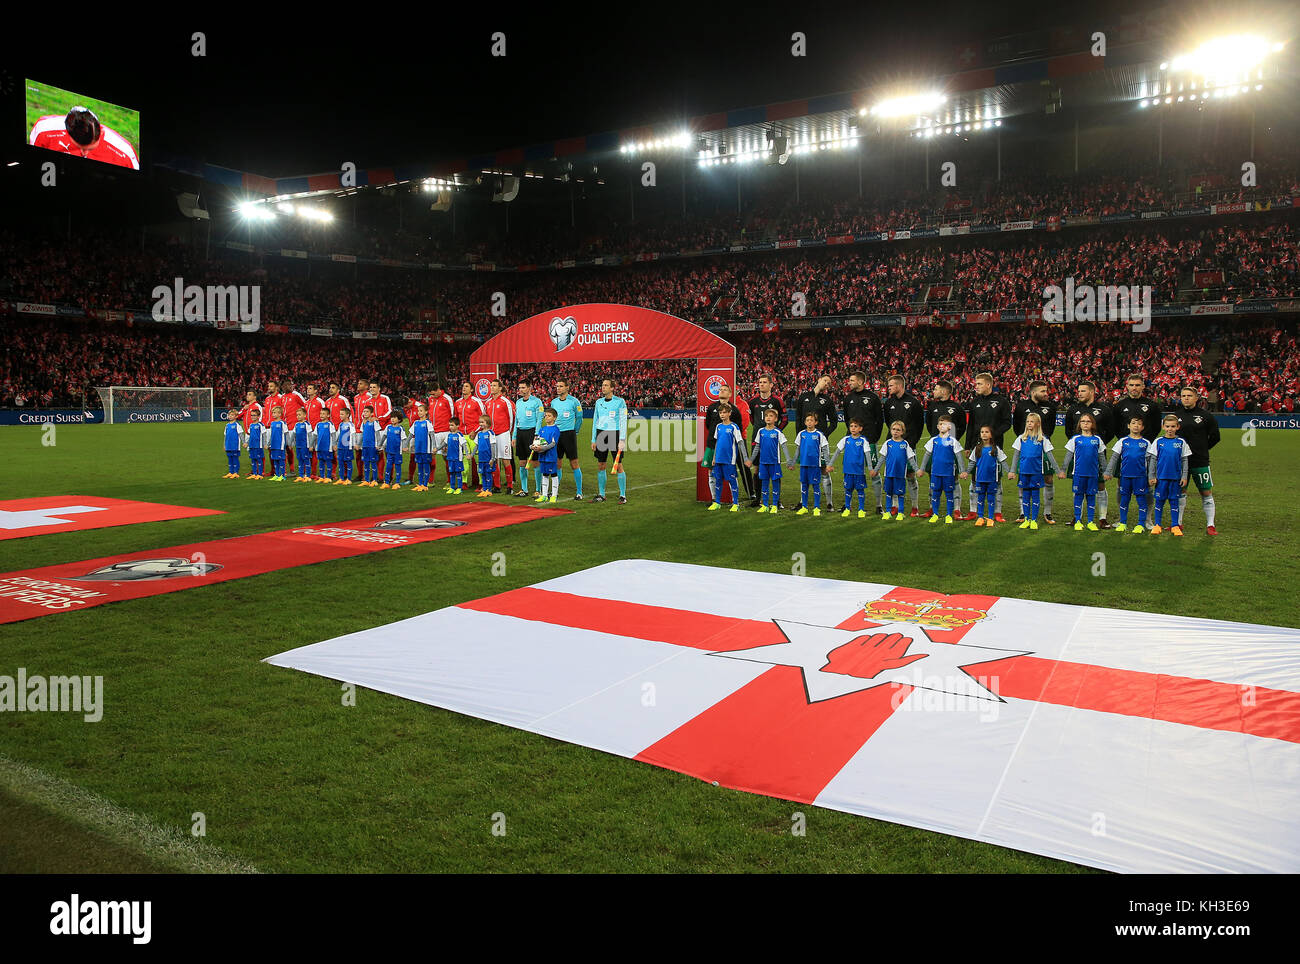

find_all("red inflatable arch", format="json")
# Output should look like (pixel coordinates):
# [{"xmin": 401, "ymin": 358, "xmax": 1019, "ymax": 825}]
[{"xmin": 469, "ymin": 304, "xmax": 736, "ymax": 501}]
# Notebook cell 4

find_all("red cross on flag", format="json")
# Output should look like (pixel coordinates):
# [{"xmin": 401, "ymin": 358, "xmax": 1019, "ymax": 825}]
[{"xmin": 267, "ymin": 561, "xmax": 1300, "ymax": 872}]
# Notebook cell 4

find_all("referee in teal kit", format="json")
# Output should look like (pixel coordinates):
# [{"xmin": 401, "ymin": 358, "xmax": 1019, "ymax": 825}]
[{"xmin": 591, "ymin": 377, "xmax": 628, "ymax": 504}]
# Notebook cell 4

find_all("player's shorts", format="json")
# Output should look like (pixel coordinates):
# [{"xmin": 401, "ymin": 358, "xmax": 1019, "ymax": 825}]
[
  {"xmin": 799, "ymin": 466, "xmax": 820, "ymax": 487},
  {"xmin": 1072, "ymin": 473, "xmax": 1098, "ymax": 496},
  {"xmin": 414, "ymin": 452, "xmax": 432, "ymax": 463},
  {"xmin": 448, "ymin": 459, "xmax": 463, "ymax": 473},
  {"xmin": 1154, "ymin": 478, "xmax": 1181, "ymax": 501},
  {"xmin": 556, "ymin": 430, "xmax": 578, "ymax": 461},
  {"xmin": 516, "ymin": 428, "xmax": 535, "ymax": 456},
  {"xmin": 593, "ymin": 432, "xmax": 624, "ymax": 464},
  {"xmin": 929, "ymin": 474, "xmax": 956, "ymax": 492},
  {"xmin": 843, "ymin": 473, "xmax": 866, "ymax": 492},
  {"xmin": 433, "ymin": 431, "xmax": 449, "ymax": 454},
  {"xmin": 493, "ymin": 432, "xmax": 512, "ymax": 460},
  {"xmin": 757, "ymin": 463, "xmax": 782, "ymax": 481},
  {"xmin": 1190, "ymin": 465, "xmax": 1213, "ymax": 491},
  {"xmin": 884, "ymin": 476, "xmax": 906, "ymax": 497},
  {"xmin": 1018, "ymin": 472, "xmax": 1044, "ymax": 490},
  {"xmin": 1118, "ymin": 475, "xmax": 1149, "ymax": 496}
]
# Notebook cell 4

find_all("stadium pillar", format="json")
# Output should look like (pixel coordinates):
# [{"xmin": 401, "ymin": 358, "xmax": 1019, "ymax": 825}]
[{"xmin": 697, "ymin": 356, "xmax": 738, "ymax": 502}]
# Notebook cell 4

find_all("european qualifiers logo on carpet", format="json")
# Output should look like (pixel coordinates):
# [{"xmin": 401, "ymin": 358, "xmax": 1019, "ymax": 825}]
[
  {"xmin": 0, "ymin": 496, "xmax": 223, "ymax": 541},
  {"xmin": 73, "ymin": 558, "xmax": 224, "ymax": 581},
  {"xmin": 267, "ymin": 560, "xmax": 1300, "ymax": 874},
  {"xmin": 0, "ymin": 503, "xmax": 567, "ymax": 623},
  {"xmin": 371, "ymin": 518, "xmax": 467, "ymax": 530}
]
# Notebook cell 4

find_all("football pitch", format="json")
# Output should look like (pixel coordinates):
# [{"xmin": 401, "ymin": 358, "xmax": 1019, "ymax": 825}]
[{"xmin": 1, "ymin": 421, "xmax": 1296, "ymax": 873}]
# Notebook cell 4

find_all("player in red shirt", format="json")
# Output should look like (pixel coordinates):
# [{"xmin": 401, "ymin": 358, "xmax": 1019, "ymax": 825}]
[
  {"xmin": 484, "ymin": 379, "xmax": 516, "ymax": 492},
  {"xmin": 262, "ymin": 381, "xmax": 283, "ymax": 428},
  {"xmin": 280, "ymin": 378, "xmax": 307, "ymax": 474},
  {"xmin": 304, "ymin": 383, "xmax": 325, "ymax": 477},
  {"xmin": 404, "ymin": 395, "xmax": 422, "ymax": 482},
  {"xmin": 426, "ymin": 383, "xmax": 456, "ymax": 487},
  {"xmin": 454, "ymin": 382, "xmax": 485, "ymax": 488},
  {"xmin": 238, "ymin": 392, "xmax": 262, "ymax": 433},
  {"xmin": 323, "ymin": 383, "xmax": 351, "ymax": 428},
  {"xmin": 369, "ymin": 381, "xmax": 393, "ymax": 479},
  {"xmin": 352, "ymin": 378, "xmax": 373, "ymax": 480},
  {"xmin": 29, "ymin": 107, "xmax": 140, "ymax": 170}
]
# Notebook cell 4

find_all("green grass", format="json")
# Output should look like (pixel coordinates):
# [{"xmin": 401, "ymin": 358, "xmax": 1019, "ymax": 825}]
[{"xmin": 0, "ymin": 421, "xmax": 1295, "ymax": 873}]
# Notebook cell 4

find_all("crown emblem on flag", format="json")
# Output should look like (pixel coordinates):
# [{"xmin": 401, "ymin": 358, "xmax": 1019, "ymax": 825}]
[{"xmin": 861, "ymin": 596, "xmax": 989, "ymax": 631}]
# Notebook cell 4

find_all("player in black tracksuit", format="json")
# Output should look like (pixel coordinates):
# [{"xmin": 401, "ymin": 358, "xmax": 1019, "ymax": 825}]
[
  {"xmin": 794, "ymin": 377, "xmax": 840, "ymax": 509},
  {"xmin": 844, "ymin": 372, "xmax": 884, "ymax": 512},
  {"xmin": 1063, "ymin": 383, "xmax": 1117, "ymax": 526},
  {"xmin": 963, "ymin": 377, "xmax": 1013, "ymax": 519},
  {"xmin": 925, "ymin": 382, "xmax": 967, "ymax": 518},
  {"xmin": 1170, "ymin": 387, "xmax": 1222, "ymax": 533},
  {"xmin": 1013, "ymin": 382, "xmax": 1059, "ymax": 521},
  {"xmin": 881, "ymin": 377, "xmax": 925, "ymax": 513},
  {"xmin": 747, "ymin": 379, "xmax": 787, "ymax": 506},
  {"xmin": 1113, "ymin": 379, "xmax": 1162, "ymax": 523}
]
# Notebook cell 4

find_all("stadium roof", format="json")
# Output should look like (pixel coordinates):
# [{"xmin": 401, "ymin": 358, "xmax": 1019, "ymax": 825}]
[{"xmin": 159, "ymin": 43, "xmax": 1173, "ymax": 204}]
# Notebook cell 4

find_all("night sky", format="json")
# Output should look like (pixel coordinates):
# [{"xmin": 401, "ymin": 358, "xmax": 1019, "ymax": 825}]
[{"xmin": 0, "ymin": 0, "xmax": 1145, "ymax": 175}]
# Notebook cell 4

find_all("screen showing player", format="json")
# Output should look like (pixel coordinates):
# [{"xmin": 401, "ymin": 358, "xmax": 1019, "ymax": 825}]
[{"xmin": 25, "ymin": 79, "xmax": 140, "ymax": 171}]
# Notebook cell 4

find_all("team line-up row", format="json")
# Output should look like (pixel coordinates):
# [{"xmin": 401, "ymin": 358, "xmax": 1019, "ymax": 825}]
[
  {"xmin": 706, "ymin": 404, "xmax": 1201, "ymax": 536},
  {"xmin": 222, "ymin": 379, "xmax": 634, "ymax": 503}
]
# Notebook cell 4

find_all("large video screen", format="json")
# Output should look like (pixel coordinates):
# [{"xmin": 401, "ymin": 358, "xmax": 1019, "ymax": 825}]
[{"xmin": 25, "ymin": 79, "xmax": 140, "ymax": 171}]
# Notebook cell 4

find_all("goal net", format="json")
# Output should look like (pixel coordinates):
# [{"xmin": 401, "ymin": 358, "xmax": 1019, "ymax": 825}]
[{"xmin": 95, "ymin": 386, "xmax": 215, "ymax": 424}]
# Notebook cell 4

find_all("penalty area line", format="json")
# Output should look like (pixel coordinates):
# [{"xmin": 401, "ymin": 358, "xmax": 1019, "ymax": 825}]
[{"xmin": 0, "ymin": 753, "xmax": 261, "ymax": 874}]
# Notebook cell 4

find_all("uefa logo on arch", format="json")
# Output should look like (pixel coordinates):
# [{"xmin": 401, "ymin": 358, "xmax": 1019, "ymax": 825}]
[
  {"xmin": 704, "ymin": 375, "xmax": 728, "ymax": 400},
  {"xmin": 475, "ymin": 378, "xmax": 491, "ymax": 397}
]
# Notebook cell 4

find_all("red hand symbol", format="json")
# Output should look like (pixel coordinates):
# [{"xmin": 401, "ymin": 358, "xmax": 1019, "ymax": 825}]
[{"xmin": 821, "ymin": 632, "xmax": 928, "ymax": 680}]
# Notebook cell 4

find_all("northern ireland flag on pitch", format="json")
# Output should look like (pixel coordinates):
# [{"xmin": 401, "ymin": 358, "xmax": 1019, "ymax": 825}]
[{"xmin": 267, "ymin": 561, "xmax": 1300, "ymax": 873}]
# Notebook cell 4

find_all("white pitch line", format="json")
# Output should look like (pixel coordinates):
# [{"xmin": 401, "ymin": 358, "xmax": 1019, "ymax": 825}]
[
  {"xmin": 627, "ymin": 475, "xmax": 696, "ymax": 492},
  {"xmin": 0, "ymin": 753, "xmax": 261, "ymax": 874}
]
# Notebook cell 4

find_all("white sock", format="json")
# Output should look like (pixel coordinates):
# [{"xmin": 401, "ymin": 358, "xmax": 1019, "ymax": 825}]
[
  {"xmin": 1179, "ymin": 494, "xmax": 1188, "ymax": 524},
  {"xmin": 1203, "ymin": 494, "xmax": 1215, "ymax": 527}
]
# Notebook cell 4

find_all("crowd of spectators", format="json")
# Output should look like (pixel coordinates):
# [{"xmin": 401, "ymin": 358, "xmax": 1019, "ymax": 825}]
[
  {"xmin": 5, "ymin": 316, "xmax": 1295, "ymax": 415},
  {"xmin": 6, "ymin": 220, "xmax": 1297, "ymax": 338},
  {"xmin": 201, "ymin": 147, "xmax": 1300, "ymax": 268}
]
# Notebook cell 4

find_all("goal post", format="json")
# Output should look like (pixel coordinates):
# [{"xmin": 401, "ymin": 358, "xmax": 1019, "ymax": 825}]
[{"xmin": 95, "ymin": 386, "xmax": 215, "ymax": 424}]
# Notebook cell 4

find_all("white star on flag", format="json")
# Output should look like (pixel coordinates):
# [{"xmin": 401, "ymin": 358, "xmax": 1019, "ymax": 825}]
[{"xmin": 715, "ymin": 619, "xmax": 1030, "ymax": 703}]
